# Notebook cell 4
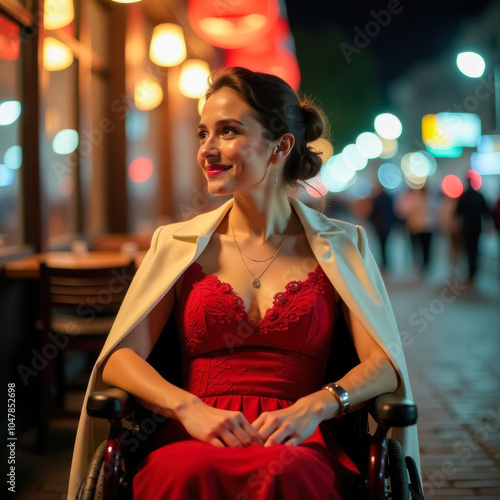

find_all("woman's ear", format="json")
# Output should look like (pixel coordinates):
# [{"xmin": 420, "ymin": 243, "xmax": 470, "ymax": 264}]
[{"xmin": 274, "ymin": 133, "xmax": 295, "ymax": 164}]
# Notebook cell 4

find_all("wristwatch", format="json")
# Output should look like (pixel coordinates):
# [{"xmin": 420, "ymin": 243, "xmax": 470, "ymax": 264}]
[{"xmin": 322, "ymin": 383, "xmax": 350, "ymax": 418}]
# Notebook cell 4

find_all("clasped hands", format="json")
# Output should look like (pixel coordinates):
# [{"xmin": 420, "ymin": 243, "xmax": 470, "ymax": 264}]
[{"xmin": 176, "ymin": 391, "xmax": 336, "ymax": 448}]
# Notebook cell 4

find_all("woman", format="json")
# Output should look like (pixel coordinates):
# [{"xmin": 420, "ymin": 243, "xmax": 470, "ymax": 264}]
[{"xmin": 68, "ymin": 67, "xmax": 419, "ymax": 499}]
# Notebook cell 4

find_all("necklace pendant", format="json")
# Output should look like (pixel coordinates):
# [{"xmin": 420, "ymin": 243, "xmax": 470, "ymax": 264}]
[{"xmin": 251, "ymin": 278, "xmax": 261, "ymax": 288}]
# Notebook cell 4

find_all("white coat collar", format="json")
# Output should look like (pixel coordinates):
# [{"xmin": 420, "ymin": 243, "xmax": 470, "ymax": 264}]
[{"xmin": 170, "ymin": 196, "xmax": 344, "ymax": 240}]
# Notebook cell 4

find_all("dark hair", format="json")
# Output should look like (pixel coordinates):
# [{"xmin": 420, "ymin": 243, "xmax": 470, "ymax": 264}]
[{"xmin": 205, "ymin": 67, "xmax": 328, "ymax": 187}]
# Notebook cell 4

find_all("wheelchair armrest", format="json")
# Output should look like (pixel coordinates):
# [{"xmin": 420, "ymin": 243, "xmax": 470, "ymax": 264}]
[
  {"xmin": 367, "ymin": 392, "xmax": 418, "ymax": 427},
  {"xmin": 87, "ymin": 387, "xmax": 136, "ymax": 419}
]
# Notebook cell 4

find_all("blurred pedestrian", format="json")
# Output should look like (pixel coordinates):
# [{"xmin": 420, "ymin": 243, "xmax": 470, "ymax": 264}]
[
  {"xmin": 396, "ymin": 185, "xmax": 437, "ymax": 276},
  {"xmin": 368, "ymin": 185, "xmax": 396, "ymax": 270},
  {"xmin": 455, "ymin": 178, "xmax": 491, "ymax": 283},
  {"xmin": 438, "ymin": 193, "xmax": 462, "ymax": 276}
]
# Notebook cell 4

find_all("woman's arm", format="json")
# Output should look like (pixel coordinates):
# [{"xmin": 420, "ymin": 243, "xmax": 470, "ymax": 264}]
[
  {"xmin": 101, "ymin": 288, "xmax": 264, "ymax": 447},
  {"xmin": 252, "ymin": 302, "xmax": 399, "ymax": 446}
]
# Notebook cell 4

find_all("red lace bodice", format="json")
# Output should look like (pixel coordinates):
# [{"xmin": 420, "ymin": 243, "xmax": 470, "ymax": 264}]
[{"xmin": 175, "ymin": 262, "xmax": 338, "ymax": 401}]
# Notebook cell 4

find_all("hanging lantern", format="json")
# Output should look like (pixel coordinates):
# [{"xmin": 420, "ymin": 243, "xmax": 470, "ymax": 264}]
[
  {"xmin": 179, "ymin": 60, "xmax": 210, "ymax": 99},
  {"xmin": 149, "ymin": 23, "xmax": 186, "ymax": 67},
  {"xmin": 0, "ymin": 16, "xmax": 20, "ymax": 61},
  {"xmin": 134, "ymin": 74, "xmax": 163, "ymax": 111},
  {"xmin": 225, "ymin": 19, "xmax": 300, "ymax": 90},
  {"xmin": 43, "ymin": 37, "xmax": 74, "ymax": 71},
  {"xmin": 44, "ymin": 0, "xmax": 74, "ymax": 30},
  {"xmin": 187, "ymin": 0, "xmax": 279, "ymax": 49}
]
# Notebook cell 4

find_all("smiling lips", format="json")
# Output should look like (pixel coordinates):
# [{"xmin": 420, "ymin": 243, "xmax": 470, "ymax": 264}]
[{"xmin": 205, "ymin": 164, "xmax": 232, "ymax": 177}]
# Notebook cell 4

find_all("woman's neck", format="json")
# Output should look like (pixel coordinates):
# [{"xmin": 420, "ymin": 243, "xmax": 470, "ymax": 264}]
[{"xmin": 229, "ymin": 191, "xmax": 294, "ymax": 242}]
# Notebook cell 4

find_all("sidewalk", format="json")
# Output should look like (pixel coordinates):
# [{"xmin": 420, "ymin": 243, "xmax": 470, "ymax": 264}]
[{"xmin": 385, "ymin": 235, "xmax": 500, "ymax": 499}]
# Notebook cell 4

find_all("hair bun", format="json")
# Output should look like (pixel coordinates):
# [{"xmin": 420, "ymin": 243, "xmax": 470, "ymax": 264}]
[{"xmin": 301, "ymin": 103, "xmax": 324, "ymax": 143}]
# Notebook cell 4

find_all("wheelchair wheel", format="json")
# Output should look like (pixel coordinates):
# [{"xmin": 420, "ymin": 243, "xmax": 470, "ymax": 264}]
[
  {"xmin": 406, "ymin": 456, "xmax": 424, "ymax": 500},
  {"xmin": 76, "ymin": 440, "xmax": 107, "ymax": 500},
  {"xmin": 387, "ymin": 438, "xmax": 410, "ymax": 500}
]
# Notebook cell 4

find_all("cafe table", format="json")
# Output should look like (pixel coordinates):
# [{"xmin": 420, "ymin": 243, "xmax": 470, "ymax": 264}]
[{"xmin": 3, "ymin": 251, "xmax": 146, "ymax": 280}]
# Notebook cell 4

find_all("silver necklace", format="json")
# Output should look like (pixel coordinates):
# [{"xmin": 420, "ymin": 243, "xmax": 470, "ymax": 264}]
[{"xmin": 229, "ymin": 217, "xmax": 290, "ymax": 288}]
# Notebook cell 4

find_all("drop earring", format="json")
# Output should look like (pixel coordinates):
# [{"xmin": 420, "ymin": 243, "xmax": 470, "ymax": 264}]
[{"xmin": 273, "ymin": 163, "xmax": 278, "ymax": 184}]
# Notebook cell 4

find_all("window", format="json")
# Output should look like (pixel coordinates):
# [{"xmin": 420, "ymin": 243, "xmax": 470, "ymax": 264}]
[
  {"xmin": 0, "ymin": 13, "xmax": 23, "ymax": 249},
  {"xmin": 40, "ymin": 56, "xmax": 79, "ymax": 240}
]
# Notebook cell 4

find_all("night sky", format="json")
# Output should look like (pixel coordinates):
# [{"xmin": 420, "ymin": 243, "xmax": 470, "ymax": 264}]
[{"xmin": 284, "ymin": 0, "xmax": 495, "ymax": 147}]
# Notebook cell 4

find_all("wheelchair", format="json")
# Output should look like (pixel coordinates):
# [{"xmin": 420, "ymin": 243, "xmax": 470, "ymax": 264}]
[{"xmin": 76, "ymin": 387, "xmax": 423, "ymax": 500}]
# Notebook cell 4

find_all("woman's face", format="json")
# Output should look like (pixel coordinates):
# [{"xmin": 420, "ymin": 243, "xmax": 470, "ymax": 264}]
[{"xmin": 197, "ymin": 87, "xmax": 274, "ymax": 196}]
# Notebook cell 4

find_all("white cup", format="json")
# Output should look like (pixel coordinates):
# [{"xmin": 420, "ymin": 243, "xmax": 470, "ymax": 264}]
[{"xmin": 71, "ymin": 240, "xmax": 89, "ymax": 257}]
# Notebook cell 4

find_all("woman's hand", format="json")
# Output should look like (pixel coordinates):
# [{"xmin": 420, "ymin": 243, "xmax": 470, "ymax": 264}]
[
  {"xmin": 174, "ymin": 397, "xmax": 264, "ymax": 448},
  {"xmin": 251, "ymin": 392, "xmax": 336, "ymax": 447}
]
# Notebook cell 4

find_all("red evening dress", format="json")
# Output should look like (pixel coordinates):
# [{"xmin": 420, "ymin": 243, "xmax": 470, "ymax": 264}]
[{"xmin": 132, "ymin": 262, "xmax": 360, "ymax": 499}]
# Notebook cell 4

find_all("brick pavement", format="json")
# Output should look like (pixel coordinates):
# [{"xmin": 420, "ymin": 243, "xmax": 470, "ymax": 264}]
[{"xmin": 386, "ymin": 254, "xmax": 500, "ymax": 499}]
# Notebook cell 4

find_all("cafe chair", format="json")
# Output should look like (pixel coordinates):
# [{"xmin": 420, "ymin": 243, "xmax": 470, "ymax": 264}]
[
  {"xmin": 77, "ymin": 388, "xmax": 423, "ymax": 500},
  {"xmin": 37, "ymin": 260, "xmax": 135, "ymax": 452}
]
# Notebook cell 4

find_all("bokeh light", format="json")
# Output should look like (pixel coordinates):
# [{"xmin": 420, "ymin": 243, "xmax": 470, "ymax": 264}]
[
  {"xmin": 126, "ymin": 110, "xmax": 149, "ymax": 142},
  {"xmin": 466, "ymin": 169, "xmax": 482, "ymax": 190},
  {"xmin": 43, "ymin": 37, "xmax": 74, "ymax": 71},
  {"xmin": 0, "ymin": 164, "xmax": 15, "ymax": 187},
  {"xmin": 0, "ymin": 100, "xmax": 21, "ymax": 125},
  {"xmin": 4, "ymin": 146, "xmax": 22, "ymax": 169},
  {"xmin": 134, "ymin": 74, "xmax": 163, "ymax": 111},
  {"xmin": 128, "ymin": 157, "xmax": 154, "ymax": 184},
  {"xmin": 341, "ymin": 144, "xmax": 367, "ymax": 171},
  {"xmin": 374, "ymin": 113, "xmax": 402, "ymax": 140},
  {"xmin": 355, "ymin": 132, "xmax": 383, "ymax": 159},
  {"xmin": 52, "ymin": 129, "xmax": 79, "ymax": 155},
  {"xmin": 378, "ymin": 163, "xmax": 402, "ymax": 190},
  {"xmin": 149, "ymin": 23, "xmax": 186, "ymax": 67},
  {"xmin": 379, "ymin": 137, "xmax": 398, "ymax": 159},
  {"xmin": 442, "ymin": 175, "xmax": 463, "ymax": 198},
  {"xmin": 321, "ymin": 155, "xmax": 356, "ymax": 192},
  {"xmin": 178, "ymin": 59, "xmax": 210, "ymax": 99},
  {"xmin": 304, "ymin": 176, "xmax": 328, "ymax": 198},
  {"xmin": 456, "ymin": 51, "xmax": 485, "ymax": 78},
  {"xmin": 401, "ymin": 151, "xmax": 436, "ymax": 187}
]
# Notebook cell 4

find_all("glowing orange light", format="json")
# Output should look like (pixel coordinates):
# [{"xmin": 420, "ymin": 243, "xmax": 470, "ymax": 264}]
[
  {"xmin": 44, "ymin": 0, "xmax": 74, "ymax": 30},
  {"xmin": 149, "ymin": 24, "xmax": 186, "ymax": 67},
  {"xmin": 187, "ymin": 0, "xmax": 279, "ymax": 49},
  {"xmin": 128, "ymin": 157, "xmax": 154, "ymax": 183},
  {"xmin": 225, "ymin": 19, "xmax": 301, "ymax": 90},
  {"xmin": 134, "ymin": 74, "xmax": 163, "ymax": 111},
  {"xmin": 442, "ymin": 175, "xmax": 463, "ymax": 199},
  {"xmin": 466, "ymin": 169, "xmax": 482, "ymax": 190},
  {"xmin": 0, "ymin": 16, "xmax": 20, "ymax": 61},
  {"xmin": 179, "ymin": 60, "xmax": 210, "ymax": 99},
  {"xmin": 43, "ymin": 37, "xmax": 73, "ymax": 71}
]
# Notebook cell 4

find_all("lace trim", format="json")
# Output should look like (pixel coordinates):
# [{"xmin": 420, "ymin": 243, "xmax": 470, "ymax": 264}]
[{"xmin": 187, "ymin": 262, "xmax": 330, "ymax": 335}]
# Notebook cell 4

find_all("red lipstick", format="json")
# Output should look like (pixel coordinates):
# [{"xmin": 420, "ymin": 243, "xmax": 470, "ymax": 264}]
[{"xmin": 206, "ymin": 164, "xmax": 232, "ymax": 177}]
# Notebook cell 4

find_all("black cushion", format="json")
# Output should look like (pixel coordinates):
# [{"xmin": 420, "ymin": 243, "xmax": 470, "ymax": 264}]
[
  {"xmin": 368, "ymin": 392, "xmax": 418, "ymax": 427},
  {"xmin": 87, "ymin": 387, "xmax": 136, "ymax": 419}
]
